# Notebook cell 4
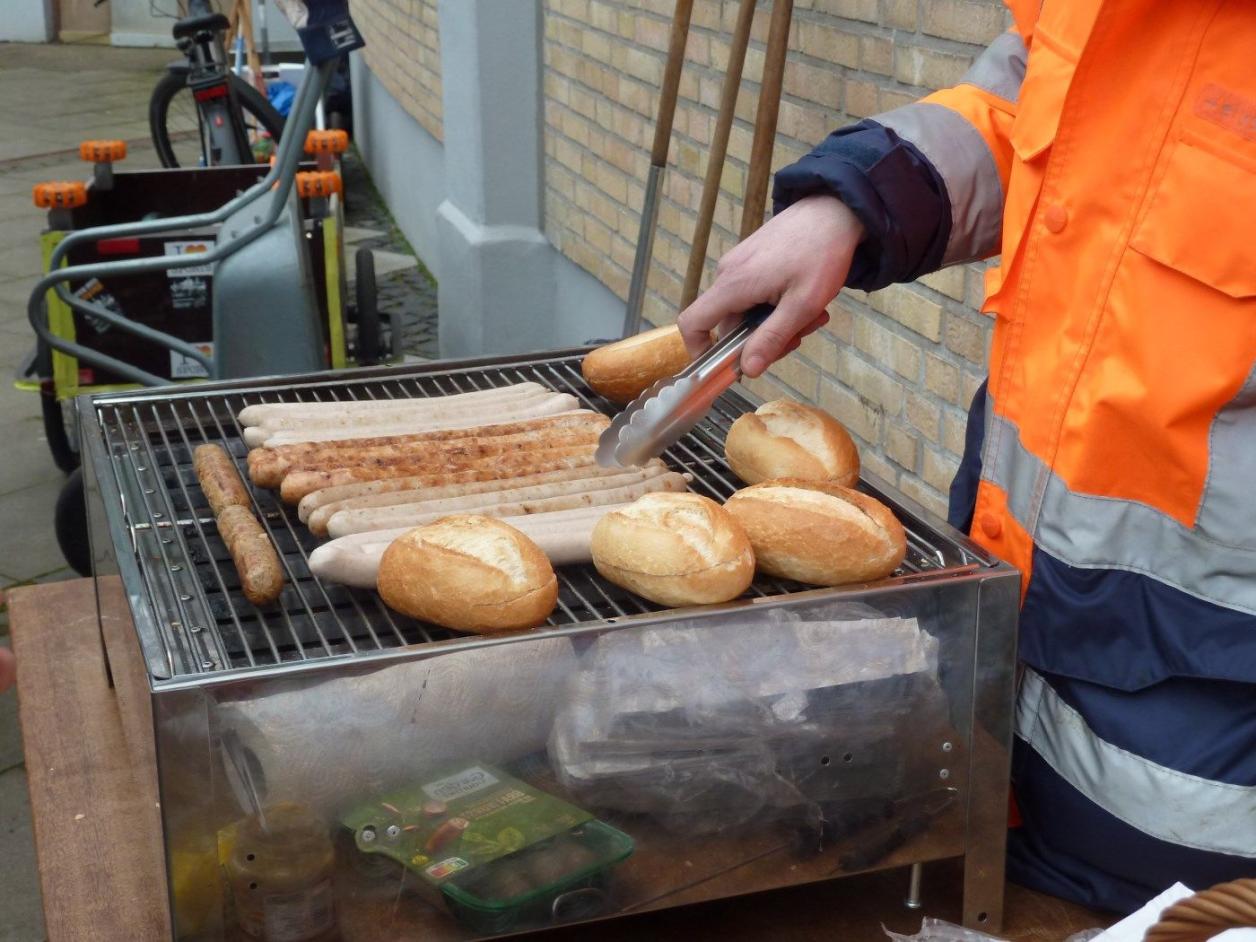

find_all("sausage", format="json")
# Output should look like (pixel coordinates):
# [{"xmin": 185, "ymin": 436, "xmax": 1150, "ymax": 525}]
[
  {"xmin": 217, "ymin": 505, "xmax": 284, "ymax": 605},
  {"xmin": 279, "ymin": 445, "xmax": 599, "ymax": 504},
  {"xmin": 308, "ymin": 504, "xmax": 625, "ymax": 588},
  {"xmin": 265, "ymin": 427, "xmax": 604, "ymax": 492},
  {"xmin": 305, "ymin": 462, "xmax": 672, "ymax": 535},
  {"xmin": 193, "ymin": 444, "xmax": 252, "ymax": 517},
  {"xmin": 297, "ymin": 459, "xmax": 666, "ymax": 523},
  {"xmin": 236, "ymin": 382, "xmax": 547, "ymax": 426},
  {"xmin": 326, "ymin": 471, "xmax": 689, "ymax": 537},
  {"xmin": 245, "ymin": 395, "xmax": 585, "ymax": 447},
  {"xmin": 245, "ymin": 390, "xmax": 571, "ymax": 433},
  {"xmin": 247, "ymin": 411, "xmax": 608, "ymax": 488}
]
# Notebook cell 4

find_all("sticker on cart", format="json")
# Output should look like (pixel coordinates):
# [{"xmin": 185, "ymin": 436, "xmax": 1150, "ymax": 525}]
[
  {"xmin": 164, "ymin": 240, "xmax": 214, "ymax": 277},
  {"xmin": 169, "ymin": 274, "xmax": 209, "ymax": 311},
  {"xmin": 422, "ymin": 766, "xmax": 500, "ymax": 803},
  {"xmin": 171, "ymin": 343, "xmax": 213, "ymax": 379},
  {"xmin": 71, "ymin": 278, "xmax": 121, "ymax": 334}
]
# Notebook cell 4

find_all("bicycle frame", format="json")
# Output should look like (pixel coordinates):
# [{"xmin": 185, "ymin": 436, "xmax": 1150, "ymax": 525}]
[
  {"xmin": 177, "ymin": 22, "xmax": 256, "ymax": 166},
  {"xmin": 27, "ymin": 59, "xmax": 336, "ymax": 387}
]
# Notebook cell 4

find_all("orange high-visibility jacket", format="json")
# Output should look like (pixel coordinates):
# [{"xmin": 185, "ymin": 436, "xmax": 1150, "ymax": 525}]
[{"xmin": 773, "ymin": 0, "xmax": 1256, "ymax": 911}]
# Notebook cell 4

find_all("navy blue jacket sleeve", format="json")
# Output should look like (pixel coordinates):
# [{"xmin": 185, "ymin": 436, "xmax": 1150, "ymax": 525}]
[{"xmin": 772, "ymin": 120, "xmax": 952, "ymax": 292}]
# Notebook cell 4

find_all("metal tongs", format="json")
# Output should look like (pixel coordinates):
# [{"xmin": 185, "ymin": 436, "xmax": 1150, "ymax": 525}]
[{"xmin": 596, "ymin": 304, "xmax": 773, "ymax": 468}]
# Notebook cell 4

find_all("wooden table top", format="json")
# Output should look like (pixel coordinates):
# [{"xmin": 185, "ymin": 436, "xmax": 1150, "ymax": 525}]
[{"xmin": 9, "ymin": 578, "xmax": 1114, "ymax": 941}]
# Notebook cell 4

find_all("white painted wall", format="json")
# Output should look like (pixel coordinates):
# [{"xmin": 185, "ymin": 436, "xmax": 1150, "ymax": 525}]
[{"xmin": 2, "ymin": 0, "xmax": 53, "ymax": 42}]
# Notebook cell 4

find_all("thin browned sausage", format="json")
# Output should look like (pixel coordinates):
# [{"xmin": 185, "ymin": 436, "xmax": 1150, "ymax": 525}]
[
  {"xmin": 217, "ymin": 505, "xmax": 284, "ymax": 605},
  {"xmin": 193, "ymin": 444, "xmax": 252, "ymax": 517}
]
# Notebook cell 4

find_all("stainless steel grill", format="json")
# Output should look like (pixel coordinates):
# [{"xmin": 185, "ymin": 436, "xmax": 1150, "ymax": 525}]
[{"xmin": 83, "ymin": 348, "xmax": 991, "ymax": 682}]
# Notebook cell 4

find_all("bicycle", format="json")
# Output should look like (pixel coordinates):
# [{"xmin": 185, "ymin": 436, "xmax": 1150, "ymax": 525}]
[{"xmin": 149, "ymin": 0, "xmax": 286, "ymax": 168}]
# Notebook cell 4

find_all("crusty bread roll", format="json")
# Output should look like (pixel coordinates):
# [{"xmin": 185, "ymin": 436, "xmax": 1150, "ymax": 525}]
[
  {"xmin": 725, "ymin": 399, "xmax": 859, "ymax": 486},
  {"xmin": 590, "ymin": 492, "xmax": 754, "ymax": 607},
  {"xmin": 724, "ymin": 480, "xmax": 906, "ymax": 586},
  {"xmin": 581, "ymin": 324, "xmax": 692, "ymax": 404},
  {"xmin": 377, "ymin": 515, "xmax": 558, "ymax": 633}
]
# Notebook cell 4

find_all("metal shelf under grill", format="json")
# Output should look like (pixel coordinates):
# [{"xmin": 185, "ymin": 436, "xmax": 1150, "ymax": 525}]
[{"xmin": 85, "ymin": 349, "xmax": 992, "ymax": 681}]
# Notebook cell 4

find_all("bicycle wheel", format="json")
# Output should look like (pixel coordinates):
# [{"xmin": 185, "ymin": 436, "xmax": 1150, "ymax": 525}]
[
  {"xmin": 41, "ymin": 387, "xmax": 80, "ymax": 473},
  {"xmin": 150, "ymin": 70, "xmax": 286, "ymax": 169}
]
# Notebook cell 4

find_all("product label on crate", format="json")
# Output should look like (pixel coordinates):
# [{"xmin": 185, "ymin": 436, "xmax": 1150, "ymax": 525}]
[
  {"xmin": 424, "ymin": 857, "xmax": 470, "ymax": 881},
  {"xmin": 262, "ymin": 880, "xmax": 336, "ymax": 942},
  {"xmin": 422, "ymin": 766, "xmax": 500, "ymax": 803},
  {"xmin": 71, "ymin": 278, "xmax": 120, "ymax": 334},
  {"xmin": 164, "ymin": 239, "xmax": 214, "ymax": 276},
  {"xmin": 170, "ymin": 343, "xmax": 214, "ymax": 379}
]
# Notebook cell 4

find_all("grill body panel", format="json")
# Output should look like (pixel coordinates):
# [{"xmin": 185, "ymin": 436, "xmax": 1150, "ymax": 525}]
[{"xmin": 82, "ymin": 349, "xmax": 1020, "ymax": 938}]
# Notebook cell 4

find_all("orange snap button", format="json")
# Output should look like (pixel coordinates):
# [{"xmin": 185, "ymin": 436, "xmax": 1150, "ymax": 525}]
[
  {"xmin": 1043, "ymin": 205, "xmax": 1068, "ymax": 233},
  {"xmin": 304, "ymin": 129, "xmax": 349, "ymax": 155},
  {"xmin": 980, "ymin": 513, "xmax": 1003, "ymax": 540},
  {"xmin": 296, "ymin": 170, "xmax": 342, "ymax": 198},
  {"xmin": 33, "ymin": 181, "xmax": 88, "ymax": 209}
]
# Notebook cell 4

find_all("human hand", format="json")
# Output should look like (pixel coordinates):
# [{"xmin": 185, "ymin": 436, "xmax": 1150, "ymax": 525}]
[{"xmin": 677, "ymin": 194, "xmax": 864, "ymax": 378}]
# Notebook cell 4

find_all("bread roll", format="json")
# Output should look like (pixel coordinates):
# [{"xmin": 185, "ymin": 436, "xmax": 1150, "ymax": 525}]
[
  {"xmin": 581, "ymin": 324, "xmax": 691, "ymax": 403},
  {"xmin": 377, "ymin": 516, "xmax": 558, "ymax": 633},
  {"xmin": 590, "ymin": 492, "xmax": 754, "ymax": 607},
  {"xmin": 725, "ymin": 399, "xmax": 859, "ymax": 486},
  {"xmin": 724, "ymin": 480, "xmax": 905, "ymax": 586}
]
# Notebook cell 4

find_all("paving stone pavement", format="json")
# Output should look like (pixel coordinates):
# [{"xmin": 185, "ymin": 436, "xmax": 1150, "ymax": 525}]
[{"xmin": 0, "ymin": 41, "xmax": 437, "ymax": 941}]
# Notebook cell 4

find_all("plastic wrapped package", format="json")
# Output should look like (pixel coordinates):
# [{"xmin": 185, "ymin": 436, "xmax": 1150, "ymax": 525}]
[
  {"xmin": 883, "ymin": 917, "xmax": 1010, "ymax": 941},
  {"xmin": 548, "ymin": 604, "xmax": 940, "ymax": 836}
]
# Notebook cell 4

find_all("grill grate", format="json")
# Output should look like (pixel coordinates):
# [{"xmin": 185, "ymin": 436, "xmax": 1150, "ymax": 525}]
[{"xmin": 92, "ymin": 352, "xmax": 983, "ymax": 680}]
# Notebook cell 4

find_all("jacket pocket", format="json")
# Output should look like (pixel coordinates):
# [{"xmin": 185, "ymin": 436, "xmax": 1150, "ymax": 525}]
[{"xmin": 1129, "ymin": 139, "xmax": 1256, "ymax": 298}]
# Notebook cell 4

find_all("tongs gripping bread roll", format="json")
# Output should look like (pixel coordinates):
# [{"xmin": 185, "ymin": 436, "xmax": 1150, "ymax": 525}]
[
  {"xmin": 724, "ymin": 480, "xmax": 906, "ymax": 586},
  {"xmin": 581, "ymin": 324, "xmax": 691, "ymax": 404},
  {"xmin": 590, "ymin": 492, "xmax": 755, "ymax": 607},
  {"xmin": 378, "ymin": 516, "xmax": 558, "ymax": 633},
  {"xmin": 725, "ymin": 399, "xmax": 859, "ymax": 486}
]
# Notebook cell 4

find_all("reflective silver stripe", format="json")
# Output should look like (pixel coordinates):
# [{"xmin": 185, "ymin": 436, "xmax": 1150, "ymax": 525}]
[
  {"xmin": 1016, "ymin": 669, "xmax": 1256, "ymax": 858},
  {"xmin": 960, "ymin": 30, "xmax": 1028, "ymax": 103},
  {"xmin": 876, "ymin": 103, "xmax": 1004, "ymax": 265},
  {"xmin": 981, "ymin": 395, "xmax": 1256, "ymax": 614},
  {"xmin": 1196, "ymin": 360, "xmax": 1256, "ymax": 550}
]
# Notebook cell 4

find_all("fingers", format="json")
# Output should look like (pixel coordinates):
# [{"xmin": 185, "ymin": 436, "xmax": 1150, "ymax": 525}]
[
  {"xmin": 677, "ymin": 278, "xmax": 754, "ymax": 358},
  {"xmin": 740, "ymin": 295, "xmax": 822, "ymax": 377}
]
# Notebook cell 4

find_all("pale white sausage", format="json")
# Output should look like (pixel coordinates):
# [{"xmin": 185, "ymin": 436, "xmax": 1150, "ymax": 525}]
[{"xmin": 237, "ymin": 382, "xmax": 546, "ymax": 426}]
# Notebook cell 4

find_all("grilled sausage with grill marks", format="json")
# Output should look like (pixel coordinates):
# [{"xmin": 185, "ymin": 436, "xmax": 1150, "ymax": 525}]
[
  {"xmin": 193, "ymin": 444, "xmax": 252, "ymax": 517},
  {"xmin": 216, "ymin": 505, "xmax": 284, "ymax": 605}
]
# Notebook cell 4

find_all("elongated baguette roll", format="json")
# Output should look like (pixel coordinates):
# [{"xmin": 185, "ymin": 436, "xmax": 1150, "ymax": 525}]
[
  {"xmin": 328, "ymin": 470, "xmax": 689, "ymax": 537},
  {"xmin": 237, "ymin": 382, "xmax": 546, "ymax": 426},
  {"xmin": 245, "ymin": 394, "xmax": 582, "ymax": 446},
  {"xmin": 591, "ymin": 492, "xmax": 754, "ymax": 607},
  {"xmin": 309, "ymin": 504, "xmax": 624, "ymax": 588},
  {"xmin": 377, "ymin": 516, "xmax": 558, "ymax": 633},
  {"xmin": 279, "ymin": 446, "xmax": 598, "ymax": 504},
  {"xmin": 724, "ymin": 480, "xmax": 905, "ymax": 586},
  {"xmin": 249, "ymin": 414, "xmax": 608, "ymax": 488},
  {"xmin": 306, "ymin": 463, "xmax": 670, "ymax": 535},
  {"xmin": 725, "ymin": 399, "xmax": 859, "ymax": 486},
  {"xmin": 581, "ymin": 325, "xmax": 691, "ymax": 403}
]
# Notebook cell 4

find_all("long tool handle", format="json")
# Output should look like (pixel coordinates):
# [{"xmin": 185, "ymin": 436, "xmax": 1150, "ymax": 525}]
[
  {"xmin": 740, "ymin": 0, "xmax": 795, "ymax": 239},
  {"xmin": 682, "ymin": 0, "xmax": 757, "ymax": 310},
  {"xmin": 621, "ymin": 0, "xmax": 694, "ymax": 339}
]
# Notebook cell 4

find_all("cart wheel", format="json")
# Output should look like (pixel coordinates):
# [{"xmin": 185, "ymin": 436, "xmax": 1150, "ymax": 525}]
[
  {"xmin": 355, "ymin": 246, "xmax": 381, "ymax": 365},
  {"xmin": 42, "ymin": 389, "xmax": 80, "ymax": 473},
  {"xmin": 56, "ymin": 468, "xmax": 92, "ymax": 577}
]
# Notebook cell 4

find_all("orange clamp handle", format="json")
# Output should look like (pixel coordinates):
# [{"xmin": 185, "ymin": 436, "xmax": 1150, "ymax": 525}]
[
  {"xmin": 80, "ymin": 139, "xmax": 127, "ymax": 163},
  {"xmin": 304, "ymin": 129, "xmax": 349, "ymax": 155},
  {"xmin": 33, "ymin": 181, "xmax": 88, "ymax": 210},
  {"xmin": 296, "ymin": 171, "xmax": 342, "ymax": 198}
]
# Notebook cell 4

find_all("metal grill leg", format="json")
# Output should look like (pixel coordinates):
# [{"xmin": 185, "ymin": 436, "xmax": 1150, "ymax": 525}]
[{"xmin": 905, "ymin": 862, "xmax": 923, "ymax": 910}]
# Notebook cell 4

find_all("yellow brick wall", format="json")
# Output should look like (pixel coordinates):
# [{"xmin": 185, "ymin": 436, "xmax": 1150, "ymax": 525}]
[
  {"xmin": 542, "ymin": 0, "xmax": 1009, "ymax": 518},
  {"xmin": 354, "ymin": 0, "xmax": 443, "ymax": 141}
]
